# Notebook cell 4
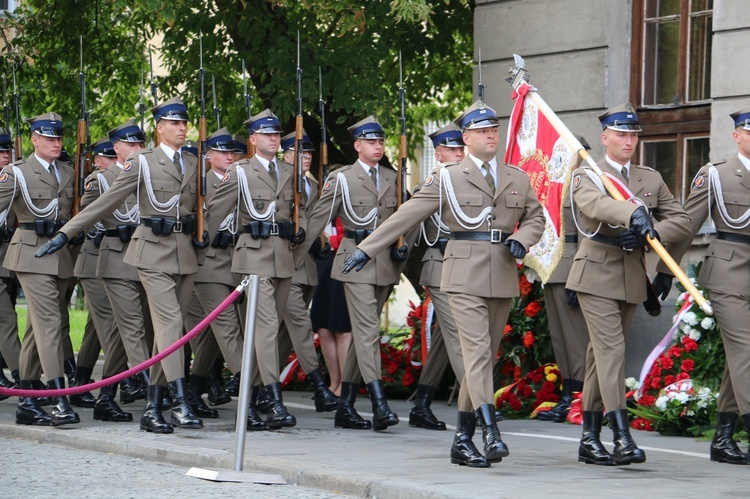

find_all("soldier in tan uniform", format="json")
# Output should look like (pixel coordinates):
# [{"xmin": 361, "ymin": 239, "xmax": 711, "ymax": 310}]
[
  {"xmin": 37, "ymin": 98, "xmax": 207, "ymax": 434},
  {"xmin": 342, "ymin": 102, "xmax": 544, "ymax": 467},
  {"xmin": 0, "ymin": 128, "xmax": 21, "ymax": 395},
  {"xmin": 276, "ymin": 130, "xmax": 338, "ymax": 412},
  {"xmin": 304, "ymin": 116, "xmax": 404, "ymax": 432},
  {"xmin": 569, "ymin": 103, "xmax": 691, "ymax": 466},
  {"xmin": 0, "ymin": 113, "xmax": 80, "ymax": 426},
  {"xmin": 654, "ymin": 107, "xmax": 750, "ymax": 465},
  {"xmin": 408, "ymin": 124, "xmax": 466, "ymax": 431},
  {"xmin": 205, "ymin": 110, "xmax": 305, "ymax": 429}
]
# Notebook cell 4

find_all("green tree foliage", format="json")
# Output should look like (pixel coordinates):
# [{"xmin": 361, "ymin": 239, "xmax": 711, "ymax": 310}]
[{"xmin": 1, "ymin": 0, "xmax": 474, "ymax": 167}]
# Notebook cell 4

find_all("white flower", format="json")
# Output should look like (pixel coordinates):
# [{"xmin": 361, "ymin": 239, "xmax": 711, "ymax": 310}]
[
  {"xmin": 625, "ymin": 377, "xmax": 640, "ymax": 390},
  {"xmin": 655, "ymin": 396, "xmax": 668, "ymax": 411},
  {"xmin": 675, "ymin": 392, "xmax": 690, "ymax": 404},
  {"xmin": 700, "ymin": 317, "xmax": 714, "ymax": 330},
  {"xmin": 682, "ymin": 311, "xmax": 699, "ymax": 326},
  {"xmin": 686, "ymin": 410, "xmax": 695, "ymax": 417},
  {"xmin": 697, "ymin": 398, "xmax": 708, "ymax": 409},
  {"xmin": 524, "ymin": 267, "xmax": 539, "ymax": 284},
  {"xmin": 688, "ymin": 328, "xmax": 701, "ymax": 341}
]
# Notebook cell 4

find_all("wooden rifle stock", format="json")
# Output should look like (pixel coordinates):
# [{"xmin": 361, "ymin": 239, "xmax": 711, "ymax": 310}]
[
  {"xmin": 13, "ymin": 136, "xmax": 22, "ymax": 162},
  {"xmin": 246, "ymin": 136, "xmax": 254, "ymax": 159},
  {"xmin": 196, "ymin": 116, "xmax": 206, "ymax": 243},
  {"xmin": 73, "ymin": 118, "xmax": 88, "ymax": 216}
]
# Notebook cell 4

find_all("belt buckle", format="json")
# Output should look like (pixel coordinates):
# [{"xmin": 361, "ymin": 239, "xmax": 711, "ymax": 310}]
[
  {"xmin": 270, "ymin": 222, "xmax": 279, "ymax": 236},
  {"xmin": 174, "ymin": 220, "xmax": 183, "ymax": 233},
  {"xmin": 622, "ymin": 247, "xmax": 633, "ymax": 252},
  {"xmin": 490, "ymin": 229, "xmax": 502, "ymax": 243}
]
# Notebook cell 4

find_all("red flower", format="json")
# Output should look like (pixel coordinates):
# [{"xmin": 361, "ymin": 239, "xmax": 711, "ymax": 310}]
[
  {"xmin": 638, "ymin": 395, "xmax": 656, "ymax": 407},
  {"xmin": 676, "ymin": 372, "xmax": 690, "ymax": 381},
  {"xmin": 531, "ymin": 372, "xmax": 543, "ymax": 384},
  {"xmin": 650, "ymin": 377, "xmax": 662, "ymax": 390},
  {"xmin": 659, "ymin": 356, "xmax": 674, "ymax": 370},
  {"xmin": 668, "ymin": 346, "xmax": 683, "ymax": 357},
  {"xmin": 519, "ymin": 275, "xmax": 532, "ymax": 296},
  {"xmin": 681, "ymin": 359, "xmax": 695, "ymax": 372},
  {"xmin": 522, "ymin": 385, "xmax": 533, "ymax": 398},
  {"xmin": 513, "ymin": 366, "xmax": 521, "ymax": 381},
  {"xmin": 523, "ymin": 331, "xmax": 535, "ymax": 349},
  {"xmin": 631, "ymin": 417, "xmax": 654, "ymax": 431},
  {"xmin": 503, "ymin": 324, "xmax": 513, "ymax": 337},
  {"xmin": 663, "ymin": 375, "xmax": 675, "ymax": 386},
  {"xmin": 508, "ymin": 393, "xmax": 523, "ymax": 411},
  {"xmin": 650, "ymin": 365, "xmax": 662, "ymax": 378},
  {"xmin": 524, "ymin": 301, "xmax": 542, "ymax": 318},
  {"xmin": 402, "ymin": 368, "xmax": 414, "ymax": 387},
  {"xmin": 681, "ymin": 337, "xmax": 699, "ymax": 352}
]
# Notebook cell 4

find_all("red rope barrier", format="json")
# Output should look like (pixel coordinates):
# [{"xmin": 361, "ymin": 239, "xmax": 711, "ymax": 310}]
[{"xmin": 0, "ymin": 284, "xmax": 245, "ymax": 399}]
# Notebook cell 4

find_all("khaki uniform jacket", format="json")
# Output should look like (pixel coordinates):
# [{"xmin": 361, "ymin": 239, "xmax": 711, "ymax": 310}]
[
  {"xmin": 547, "ymin": 196, "xmax": 580, "ymax": 284},
  {"xmin": 0, "ymin": 209, "xmax": 17, "ymax": 279},
  {"xmin": 195, "ymin": 171, "xmax": 234, "ymax": 287},
  {"xmin": 567, "ymin": 158, "xmax": 691, "ymax": 303},
  {"xmin": 657, "ymin": 155, "xmax": 750, "ymax": 295},
  {"xmin": 358, "ymin": 157, "xmax": 545, "ymax": 298},
  {"xmin": 0, "ymin": 156, "xmax": 75, "ymax": 278},
  {"xmin": 59, "ymin": 147, "xmax": 200, "ymax": 275},
  {"xmin": 414, "ymin": 172, "xmax": 449, "ymax": 289},
  {"xmin": 205, "ymin": 156, "xmax": 297, "ymax": 279},
  {"xmin": 292, "ymin": 175, "xmax": 319, "ymax": 286},
  {"xmin": 305, "ymin": 163, "xmax": 400, "ymax": 287}
]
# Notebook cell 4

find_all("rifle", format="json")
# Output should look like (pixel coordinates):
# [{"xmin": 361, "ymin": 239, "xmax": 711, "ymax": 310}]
[
  {"xmin": 11, "ymin": 64, "xmax": 22, "ymax": 160},
  {"xmin": 2, "ymin": 73, "xmax": 8, "ymax": 132},
  {"xmin": 292, "ymin": 31, "xmax": 303, "ymax": 232},
  {"xmin": 395, "ymin": 51, "xmax": 408, "ymax": 251},
  {"xmin": 196, "ymin": 33, "xmax": 207, "ymax": 243},
  {"xmin": 241, "ymin": 59, "xmax": 254, "ymax": 158},
  {"xmin": 73, "ymin": 37, "xmax": 92, "ymax": 216},
  {"xmin": 138, "ymin": 70, "xmax": 146, "ymax": 132},
  {"xmin": 317, "ymin": 66, "xmax": 328, "ymax": 247},
  {"xmin": 212, "ymin": 75, "xmax": 221, "ymax": 128},
  {"xmin": 478, "ymin": 47, "xmax": 486, "ymax": 103},
  {"xmin": 149, "ymin": 48, "xmax": 160, "ymax": 147}
]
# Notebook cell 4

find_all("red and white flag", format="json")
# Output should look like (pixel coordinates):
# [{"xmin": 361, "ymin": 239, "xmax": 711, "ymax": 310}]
[{"xmin": 504, "ymin": 82, "xmax": 579, "ymax": 283}]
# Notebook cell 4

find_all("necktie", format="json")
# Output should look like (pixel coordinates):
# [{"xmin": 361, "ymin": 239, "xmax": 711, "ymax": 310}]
[
  {"xmin": 369, "ymin": 166, "xmax": 378, "ymax": 189},
  {"xmin": 268, "ymin": 161, "xmax": 278, "ymax": 184},
  {"xmin": 482, "ymin": 162, "xmax": 495, "ymax": 193},
  {"xmin": 173, "ymin": 152, "xmax": 182, "ymax": 174},
  {"xmin": 301, "ymin": 178, "xmax": 309, "ymax": 204},
  {"xmin": 49, "ymin": 162, "xmax": 59, "ymax": 188},
  {"xmin": 621, "ymin": 166, "xmax": 629, "ymax": 181}
]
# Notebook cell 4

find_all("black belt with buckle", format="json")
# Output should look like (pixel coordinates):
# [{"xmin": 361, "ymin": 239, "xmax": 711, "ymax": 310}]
[
  {"xmin": 451, "ymin": 230, "xmax": 510, "ymax": 243},
  {"xmin": 141, "ymin": 217, "xmax": 196, "ymax": 234},
  {"xmin": 565, "ymin": 234, "xmax": 578, "ymax": 243},
  {"xmin": 716, "ymin": 231, "xmax": 750, "ymax": 245},
  {"xmin": 18, "ymin": 221, "xmax": 68, "ymax": 231},
  {"xmin": 587, "ymin": 233, "xmax": 634, "ymax": 251},
  {"xmin": 343, "ymin": 229, "xmax": 373, "ymax": 244}
]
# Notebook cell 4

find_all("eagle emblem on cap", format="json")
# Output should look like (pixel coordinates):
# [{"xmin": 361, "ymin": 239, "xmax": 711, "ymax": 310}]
[
  {"xmin": 693, "ymin": 176, "xmax": 705, "ymax": 188},
  {"xmin": 424, "ymin": 173, "xmax": 435, "ymax": 187},
  {"xmin": 0, "ymin": 172, "xmax": 7, "ymax": 183},
  {"xmin": 84, "ymin": 181, "xmax": 93, "ymax": 191},
  {"xmin": 123, "ymin": 160, "xmax": 133, "ymax": 172}
]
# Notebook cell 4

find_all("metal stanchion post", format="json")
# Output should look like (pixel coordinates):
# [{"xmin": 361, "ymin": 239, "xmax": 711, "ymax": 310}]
[{"xmin": 187, "ymin": 275, "xmax": 286, "ymax": 484}]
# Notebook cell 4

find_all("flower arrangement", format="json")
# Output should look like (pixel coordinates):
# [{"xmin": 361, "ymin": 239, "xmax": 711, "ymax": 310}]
[
  {"xmin": 495, "ymin": 363, "xmax": 561, "ymax": 418},
  {"xmin": 380, "ymin": 299, "xmax": 423, "ymax": 397}
]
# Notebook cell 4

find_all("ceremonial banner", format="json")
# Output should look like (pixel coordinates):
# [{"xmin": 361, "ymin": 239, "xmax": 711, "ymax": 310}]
[{"xmin": 504, "ymin": 82, "xmax": 579, "ymax": 283}]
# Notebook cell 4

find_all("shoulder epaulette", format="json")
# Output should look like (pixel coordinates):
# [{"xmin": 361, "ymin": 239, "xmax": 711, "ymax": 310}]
[
  {"xmin": 633, "ymin": 164, "xmax": 656, "ymax": 172},
  {"xmin": 505, "ymin": 164, "xmax": 525, "ymax": 173},
  {"xmin": 709, "ymin": 159, "xmax": 727, "ymax": 166}
]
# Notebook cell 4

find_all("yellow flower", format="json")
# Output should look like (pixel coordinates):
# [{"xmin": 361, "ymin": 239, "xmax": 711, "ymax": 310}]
[{"xmin": 546, "ymin": 373, "xmax": 557, "ymax": 383}]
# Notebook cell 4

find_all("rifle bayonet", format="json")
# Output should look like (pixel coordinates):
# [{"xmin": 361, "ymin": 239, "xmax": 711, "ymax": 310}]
[{"xmin": 212, "ymin": 75, "xmax": 221, "ymax": 128}]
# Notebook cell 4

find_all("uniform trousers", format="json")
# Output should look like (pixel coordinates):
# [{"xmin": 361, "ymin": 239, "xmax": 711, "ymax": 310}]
[
  {"xmin": 342, "ymin": 282, "xmax": 391, "ymax": 385},
  {"xmin": 79, "ymin": 277, "xmax": 128, "ymax": 378},
  {"xmin": 277, "ymin": 283, "xmax": 319, "ymax": 374},
  {"xmin": 418, "ymin": 287, "xmax": 465, "ymax": 387},
  {"xmin": 545, "ymin": 283, "xmax": 589, "ymax": 382},
  {"xmin": 102, "ymin": 278, "xmax": 153, "ymax": 372},
  {"xmin": 0, "ymin": 277, "xmax": 21, "ymax": 371},
  {"xmin": 709, "ymin": 290, "xmax": 750, "ymax": 414},
  {"xmin": 578, "ymin": 292, "xmax": 637, "ymax": 412},
  {"xmin": 138, "ymin": 269, "xmax": 195, "ymax": 385},
  {"xmin": 448, "ymin": 292, "xmax": 511, "ymax": 412},
  {"xmin": 252, "ymin": 276, "xmax": 292, "ymax": 386}
]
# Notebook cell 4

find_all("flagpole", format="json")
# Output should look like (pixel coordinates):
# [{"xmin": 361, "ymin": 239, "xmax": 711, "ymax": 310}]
[{"xmin": 506, "ymin": 55, "xmax": 712, "ymax": 316}]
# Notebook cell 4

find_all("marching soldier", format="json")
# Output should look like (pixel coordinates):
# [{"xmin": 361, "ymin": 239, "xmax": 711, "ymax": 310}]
[
  {"xmin": 276, "ymin": 129, "xmax": 339, "ymax": 412},
  {"xmin": 0, "ymin": 127, "xmax": 21, "ymax": 395},
  {"xmin": 341, "ymin": 102, "xmax": 545, "ymax": 467},
  {"xmin": 569, "ymin": 103, "xmax": 691, "ymax": 466},
  {"xmin": 304, "ymin": 116, "xmax": 404, "ymax": 432},
  {"xmin": 37, "ymin": 98, "xmax": 207, "ymax": 434},
  {"xmin": 204, "ymin": 109, "xmax": 305, "ymax": 429},
  {"xmin": 654, "ymin": 107, "xmax": 750, "ymax": 465},
  {"xmin": 0, "ymin": 113, "xmax": 80, "ymax": 426},
  {"xmin": 408, "ymin": 123, "xmax": 467, "ymax": 431}
]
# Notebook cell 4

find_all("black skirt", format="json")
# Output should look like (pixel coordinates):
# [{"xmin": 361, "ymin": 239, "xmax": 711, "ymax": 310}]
[{"xmin": 310, "ymin": 251, "xmax": 352, "ymax": 333}]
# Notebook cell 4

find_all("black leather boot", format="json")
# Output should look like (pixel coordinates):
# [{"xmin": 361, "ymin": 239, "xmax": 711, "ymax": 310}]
[
  {"xmin": 607, "ymin": 409, "xmax": 646, "ymax": 465},
  {"xmin": 31, "ymin": 379, "xmax": 52, "ymax": 406},
  {"xmin": 16, "ymin": 380, "xmax": 52, "ymax": 426},
  {"xmin": 224, "ymin": 371, "xmax": 240, "ymax": 396},
  {"xmin": 94, "ymin": 381, "xmax": 133, "ymax": 422},
  {"xmin": 160, "ymin": 391, "xmax": 173, "ymax": 411},
  {"xmin": 450, "ymin": 411, "xmax": 490, "ymax": 468},
  {"xmin": 0, "ymin": 369, "xmax": 15, "ymax": 401},
  {"xmin": 187, "ymin": 374, "xmax": 219, "ymax": 418},
  {"xmin": 366, "ymin": 379, "xmax": 399, "ymax": 431},
  {"xmin": 710, "ymin": 412, "xmax": 749, "ymax": 464},
  {"xmin": 579, "ymin": 410, "xmax": 614, "ymax": 465},
  {"xmin": 409, "ymin": 384, "xmax": 446, "ymax": 430},
  {"xmin": 476, "ymin": 404, "xmax": 509, "ymax": 462},
  {"xmin": 64, "ymin": 357, "xmax": 77, "ymax": 387},
  {"xmin": 47, "ymin": 377, "xmax": 81, "ymax": 426},
  {"xmin": 307, "ymin": 368, "xmax": 339, "ymax": 412},
  {"xmin": 11, "ymin": 369, "xmax": 20, "ymax": 386},
  {"xmin": 246, "ymin": 385, "xmax": 273, "ymax": 431},
  {"xmin": 69, "ymin": 366, "xmax": 97, "ymax": 408},
  {"xmin": 265, "ymin": 381, "xmax": 296, "ymax": 428},
  {"xmin": 168, "ymin": 378, "xmax": 204, "ymax": 429},
  {"xmin": 334, "ymin": 382, "xmax": 372, "ymax": 430},
  {"xmin": 207, "ymin": 370, "xmax": 231, "ymax": 406},
  {"xmin": 139, "ymin": 385, "xmax": 173, "ymax": 433},
  {"xmin": 255, "ymin": 385, "xmax": 274, "ymax": 414},
  {"xmin": 119, "ymin": 375, "xmax": 147, "ymax": 404}
]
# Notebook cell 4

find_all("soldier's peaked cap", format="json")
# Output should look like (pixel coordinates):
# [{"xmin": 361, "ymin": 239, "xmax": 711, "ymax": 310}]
[
  {"xmin": 348, "ymin": 116, "xmax": 385, "ymax": 139},
  {"xmin": 598, "ymin": 103, "xmax": 642, "ymax": 132},
  {"xmin": 454, "ymin": 101, "xmax": 499, "ymax": 131},
  {"xmin": 206, "ymin": 128, "xmax": 235, "ymax": 151},
  {"xmin": 151, "ymin": 97, "xmax": 189, "ymax": 122},
  {"xmin": 108, "ymin": 119, "xmax": 146, "ymax": 144},
  {"xmin": 429, "ymin": 123, "xmax": 464, "ymax": 148},
  {"xmin": 91, "ymin": 136, "xmax": 117, "ymax": 157},
  {"xmin": 730, "ymin": 107, "xmax": 750, "ymax": 131},
  {"xmin": 0, "ymin": 127, "xmax": 11, "ymax": 150},
  {"xmin": 244, "ymin": 109, "xmax": 283, "ymax": 134},
  {"xmin": 28, "ymin": 112, "xmax": 64, "ymax": 137},
  {"xmin": 281, "ymin": 129, "xmax": 315, "ymax": 152}
]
